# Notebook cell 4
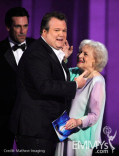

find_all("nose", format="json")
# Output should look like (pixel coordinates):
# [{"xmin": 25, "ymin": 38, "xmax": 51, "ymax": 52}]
[
  {"xmin": 78, "ymin": 52, "xmax": 83, "ymax": 58},
  {"xmin": 59, "ymin": 30, "xmax": 64, "ymax": 36},
  {"xmin": 20, "ymin": 27, "xmax": 24, "ymax": 34}
]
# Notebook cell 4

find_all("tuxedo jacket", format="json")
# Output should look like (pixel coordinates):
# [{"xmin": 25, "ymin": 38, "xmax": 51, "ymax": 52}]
[
  {"xmin": 10, "ymin": 37, "xmax": 77, "ymax": 142},
  {"xmin": 0, "ymin": 37, "xmax": 35, "ymax": 132}
]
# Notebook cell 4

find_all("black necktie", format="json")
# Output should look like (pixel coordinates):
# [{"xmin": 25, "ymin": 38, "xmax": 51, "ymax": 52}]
[
  {"xmin": 12, "ymin": 43, "xmax": 26, "ymax": 51},
  {"xmin": 62, "ymin": 60, "xmax": 70, "ymax": 81}
]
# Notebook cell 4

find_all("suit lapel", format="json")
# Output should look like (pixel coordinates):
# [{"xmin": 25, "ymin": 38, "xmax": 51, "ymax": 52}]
[
  {"xmin": 4, "ymin": 48, "xmax": 17, "ymax": 72},
  {"xmin": 48, "ymin": 49, "xmax": 70, "ymax": 81},
  {"xmin": 4, "ymin": 38, "xmax": 17, "ymax": 72}
]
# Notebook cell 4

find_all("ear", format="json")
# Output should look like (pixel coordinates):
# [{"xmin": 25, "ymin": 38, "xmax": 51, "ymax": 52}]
[
  {"xmin": 42, "ymin": 29, "xmax": 47, "ymax": 35},
  {"xmin": 92, "ymin": 60, "xmax": 95, "ymax": 68},
  {"xmin": 6, "ymin": 26, "xmax": 10, "ymax": 32}
]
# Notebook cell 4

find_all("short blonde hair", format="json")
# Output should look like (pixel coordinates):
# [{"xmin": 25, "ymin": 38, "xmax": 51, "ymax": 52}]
[{"xmin": 79, "ymin": 39, "xmax": 108, "ymax": 72}]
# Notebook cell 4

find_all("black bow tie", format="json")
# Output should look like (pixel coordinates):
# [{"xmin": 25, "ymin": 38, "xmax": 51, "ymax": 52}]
[{"xmin": 12, "ymin": 43, "xmax": 26, "ymax": 51}]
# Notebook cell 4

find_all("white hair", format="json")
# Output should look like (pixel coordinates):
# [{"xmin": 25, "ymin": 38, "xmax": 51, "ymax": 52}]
[{"xmin": 79, "ymin": 39, "xmax": 108, "ymax": 72}]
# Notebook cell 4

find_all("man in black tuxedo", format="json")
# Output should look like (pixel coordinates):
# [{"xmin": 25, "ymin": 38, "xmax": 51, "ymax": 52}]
[
  {"xmin": 10, "ymin": 12, "xmax": 87, "ymax": 156},
  {"xmin": 0, "ymin": 7, "xmax": 35, "ymax": 155}
]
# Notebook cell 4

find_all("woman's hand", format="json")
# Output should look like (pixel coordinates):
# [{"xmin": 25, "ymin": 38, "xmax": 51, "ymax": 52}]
[
  {"xmin": 65, "ymin": 118, "xmax": 82, "ymax": 130},
  {"xmin": 62, "ymin": 40, "xmax": 73, "ymax": 60}
]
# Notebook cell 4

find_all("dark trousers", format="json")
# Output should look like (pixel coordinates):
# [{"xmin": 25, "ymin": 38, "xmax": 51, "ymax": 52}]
[
  {"xmin": 16, "ymin": 135, "xmax": 56, "ymax": 156},
  {"xmin": 0, "ymin": 130, "xmax": 14, "ymax": 156}
]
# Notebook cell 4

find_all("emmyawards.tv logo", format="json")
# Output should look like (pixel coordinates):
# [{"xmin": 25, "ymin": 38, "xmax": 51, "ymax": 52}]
[{"xmin": 73, "ymin": 126, "xmax": 117, "ymax": 154}]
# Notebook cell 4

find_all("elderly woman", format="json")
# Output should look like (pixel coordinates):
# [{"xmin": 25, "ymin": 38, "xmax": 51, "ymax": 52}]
[{"xmin": 55, "ymin": 39, "xmax": 108, "ymax": 156}]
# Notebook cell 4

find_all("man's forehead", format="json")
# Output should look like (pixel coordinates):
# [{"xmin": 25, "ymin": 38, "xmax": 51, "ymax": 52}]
[
  {"xmin": 49, "ymin": 18, "xmax": 67, "ymax": 28},
  {"xmin": 11, "ymin": 16, "xmax": 28, "ymax": 24},
  {"xmin": 12, "ymin": 16, "xmax": 28, "ymax": 21}
]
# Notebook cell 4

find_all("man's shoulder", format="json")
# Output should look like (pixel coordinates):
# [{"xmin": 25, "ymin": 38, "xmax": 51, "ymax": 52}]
[
  {"xmin": 26, "ymin": 37, "xmax": 35, "ymax": 41},
  {"xmin": 26, "ymin": 37, "xmax": 49, "ymax": 51},
  {"xmin": 0, "ymin": 38, "xmax": 10, "ymax": 52},
  {"xmin": 24, "ymin": 38, "xmax": 43, "ymax": 56},
  {"xmin": 26, "ymin": 37, "xmax": 36, "ymax": 45},
  {"xmin": 25, "ymin": 37, "xmax": 53, "ymax": 57},
  {"xmin": 26, "ymin": 37, "xmax": 40, "ymax": 49},
  {"xmin": 0, "ymin": 37, "xmax": 9, "ymax": 45}
]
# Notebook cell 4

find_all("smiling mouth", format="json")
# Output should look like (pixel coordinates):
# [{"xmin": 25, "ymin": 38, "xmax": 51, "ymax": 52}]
[
  {"xmin": 78, "ymin": 60, "xmax": 84, "ymax": 63},
  {"xmin": 56, "ymin": 39, "xmax": 63, "ymax": 41}
]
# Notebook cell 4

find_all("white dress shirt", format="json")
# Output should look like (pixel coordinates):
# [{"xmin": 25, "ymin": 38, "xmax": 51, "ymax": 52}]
[{"xmin": 9, "ymin": 37, "xmax": 26, "ymax": 65}]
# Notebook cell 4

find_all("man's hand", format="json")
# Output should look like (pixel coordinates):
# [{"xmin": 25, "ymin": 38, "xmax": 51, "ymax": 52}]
[
  {"xmin": 74, "ymin": 70, "xmax": 87, "ymax": 89},
  {"xmin": 62, "ymin": 40, "xmax": 73, "ymax": 60}
]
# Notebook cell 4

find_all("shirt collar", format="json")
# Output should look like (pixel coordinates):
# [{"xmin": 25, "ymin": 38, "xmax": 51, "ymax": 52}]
[
  {"xmin": 41, "ymin": 36, "xmax": 65, "ymax": 63},
  {"xmin": 8, "ymin": 36, "xmax": 26, "ymax": 48}
]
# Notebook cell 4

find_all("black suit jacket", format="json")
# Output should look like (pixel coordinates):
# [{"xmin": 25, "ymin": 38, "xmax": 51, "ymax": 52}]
[
  {"xmin": 0, "ymin": 37, "xmax": 35, "ymax": 132},
  {"xmin": 10, "ymin": 37, "xmax": 76, "ymax": 142}
]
